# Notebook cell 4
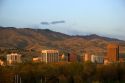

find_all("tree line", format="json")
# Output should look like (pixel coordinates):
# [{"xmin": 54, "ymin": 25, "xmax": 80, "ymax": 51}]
[{"xmin": 0, "ymin": 62, "xmax": 125, "ymax": 83}]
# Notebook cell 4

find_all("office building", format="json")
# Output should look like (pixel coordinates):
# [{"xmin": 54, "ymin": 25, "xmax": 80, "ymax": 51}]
[
  {"xmin": 91, "ymin": 55, "xmax": 104, "ymax": 64},
  {"xmin": 41, "ymin": 50, "xmax": 59, "ymax": 63},
  {"xmin": 84, "ymin": 53, "xmax": 91, "ymax": 62},
  {"xmin": 7, "ymin": 53, "xmax": 22, "ymax": 64},
  {"xmin": 106, "ymin": 43, "xmax": 119, "ymax": 62}
]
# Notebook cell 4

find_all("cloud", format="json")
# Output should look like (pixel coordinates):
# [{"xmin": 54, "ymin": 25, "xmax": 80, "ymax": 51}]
[
  {"xmin": 40, "ymin": 20, "xmax": 66, "ymax": 25},
  {"xmin": 40, "ymin": 22, "xmax": 49, "ymax": 25},
  {"xmin": 51, "ymin": 20, "xmax": 65, "ymax": 24}
]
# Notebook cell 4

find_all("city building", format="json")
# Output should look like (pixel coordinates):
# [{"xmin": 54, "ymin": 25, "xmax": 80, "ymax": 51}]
[
  {"xmin": 41, "ymin": 50, "xmax": 59, "ymax": 63},
  {"xmin": 7, "ymin": 53, "xmax": 22, "ymax": 64},
  {"xmin": 67, "ymin": 53, "xmax": 70, "ymax": 62},
  {"xmin": 32, "ymin": 57, "xmax": 41, "ymax": 62},
  {"xmin": 68, "ymin": 52, "xmax": 78, "ymax": 62},
  {"xmin": 91, "ymin": 55, "xmax": 104, "ymax": 64},
  {"xmin": 59, "ymin": 53, "xmax": 69, "ymax": 62},
  {"xmin": 59, "ymin": 53, "xmax": 65, "ymax": 61},
  {"xmin": 104, "ymin": 43, "xmax": 125, "ymax": 64},
  {"xmin": 104, "ymin": 59, "xmax": 110, "ymax": 64},
  {"xmin": 0, "ymin": 59, "xmax": 4, "ymax": 66},
  {"xmin": 119, "ymin": 53, "xmax": 125, "ymax": 62},
  {"xmin": 78, "ymin": 54, "xmax": 84, "ymax": 62},
  {"xmin": 84, "ymin": 53, "xmax": 91, "ymax": 62},
  {"xmin": 106, "ymin": 43, "xmax": 119, "ymax": 62}
]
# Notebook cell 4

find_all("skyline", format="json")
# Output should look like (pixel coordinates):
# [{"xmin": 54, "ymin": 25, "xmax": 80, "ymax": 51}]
[{"xmin": 0, "ymin": 0, "xmax": 125, "ymax": 40}]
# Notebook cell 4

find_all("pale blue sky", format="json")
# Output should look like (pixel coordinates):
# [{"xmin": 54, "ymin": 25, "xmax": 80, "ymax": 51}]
[{"xmin": 0, "ymin": 0, "xmax": 125, "ymax": 40}]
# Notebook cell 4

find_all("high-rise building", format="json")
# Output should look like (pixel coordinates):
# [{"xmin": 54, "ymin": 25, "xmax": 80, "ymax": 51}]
[
  {"xmin": 7, "ymin": 53, "xmax": 22, "ymax": 64},
  {"xmin": 106, "ymin": 43, "xmax": 119, "ymax": 62},
  {"xmin": 41, "ymin": 50, "xmax": 59, "ymax": 63},
  {"xmin": 91, "ymin": 55, "xmax": 104, "ymax": 64}
]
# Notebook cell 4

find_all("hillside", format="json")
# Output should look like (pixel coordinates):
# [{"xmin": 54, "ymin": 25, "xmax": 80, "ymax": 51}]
[{"xmin": 0, "ymin": 27, "xmax": 125, "ymax": 54}]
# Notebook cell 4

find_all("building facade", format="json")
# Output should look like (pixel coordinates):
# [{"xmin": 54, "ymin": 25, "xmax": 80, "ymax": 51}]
[
  {"xmin": 41, "ymin": 50, "xmax": 59, "ymax": 63},
  {"xmin": 68, "ymin": 52, "xmax": 78, "ymax": 62},
  {"xmin": 106, "ymin": 44, "xmax": 119, "ymax": 62},
  {"xmin": 7, "ymin": 53, "xmax": 22, "ymax": 64},
  {"xmin": 0, "ymin": 59, "xmax": 4, "ymax": 66},
  {"xmin": 119, "ymin": 53, "xmax": 125, "ymax": 62},
  {"xmin": 91, "ymin": 55, "xmax": 104, "ymax": 64},
  {"xmin": 60, "ymin": 53, "xmax": 69, "ymax": 62},
  {"xmin": 84, "ymin": 53, "xmax": 91, "ymax": 62},
  {"xmin": 32, "ymin": 57, "xmax": 41, "ymax": 62}
]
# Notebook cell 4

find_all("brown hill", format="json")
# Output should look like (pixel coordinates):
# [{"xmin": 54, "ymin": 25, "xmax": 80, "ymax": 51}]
[{"xmin": 0, "ymin": 27, "xmax": 125, "ymax": 54}]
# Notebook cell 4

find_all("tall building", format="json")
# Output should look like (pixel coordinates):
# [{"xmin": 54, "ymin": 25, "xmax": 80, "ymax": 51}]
[
  {"xmin": 91, "ymin": 55, "xmax": 104, "ymax": 64},
  {"xmin": 7, "ymin": 53, "xmax": 22, "ymax": 64},
  {"xmin": 41, "ymin": 50, "xmax": 59, "ymax": 63},
  {"xmin": 106, "ymin": 43, "xmax": 119, "ymax": 62}
]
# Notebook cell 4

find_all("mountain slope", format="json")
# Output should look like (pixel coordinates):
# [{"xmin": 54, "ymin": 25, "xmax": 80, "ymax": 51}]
[{"xmin": 0, "ymin": 27, "xmax": 125, "ymax": 54}]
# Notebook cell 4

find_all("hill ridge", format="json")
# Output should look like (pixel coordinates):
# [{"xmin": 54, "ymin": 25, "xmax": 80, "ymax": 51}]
[{"xmin": 0, "ymin": 27, "xmax": 125, "ymax": 54}]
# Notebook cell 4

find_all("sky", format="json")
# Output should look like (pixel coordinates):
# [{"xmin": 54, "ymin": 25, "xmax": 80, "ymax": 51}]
[{"xmin": 0, "ymin": 0, "xmax": 125, "ymax": 40}]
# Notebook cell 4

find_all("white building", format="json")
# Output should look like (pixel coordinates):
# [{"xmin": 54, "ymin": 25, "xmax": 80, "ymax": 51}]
[
  {"xmin": 41, "ymin": 50, "xmax": 59, "ymax": 63},
  {"xmin": 91, "ymin": 55, "xmax": 104, "ymax": 64},
  {"xmin": 7, "ymin": 53, "xmax": 22, "ymax": 64}
]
